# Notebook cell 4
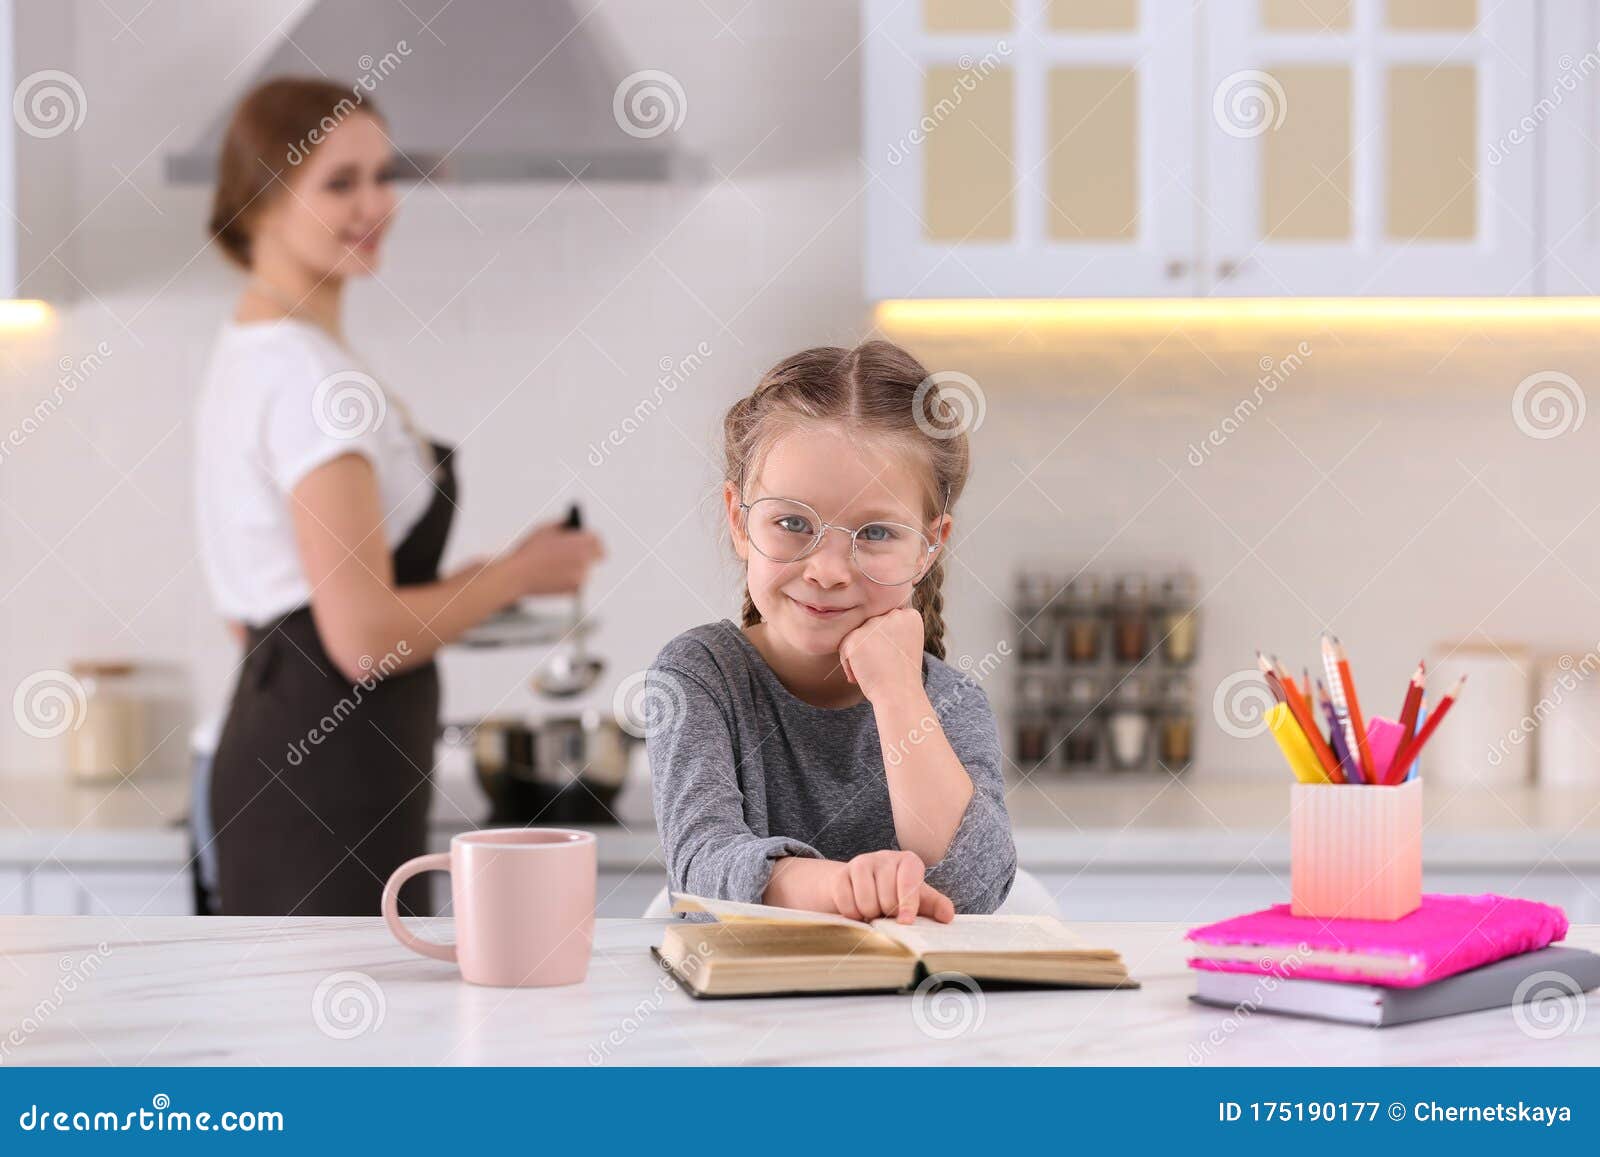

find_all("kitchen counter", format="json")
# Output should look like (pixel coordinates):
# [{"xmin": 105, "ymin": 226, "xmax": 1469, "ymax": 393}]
[
  {"xmin": 0, "ymin": 769, "xmax": 663, "ymax": 871},
  {"xmin": 1001, "ymin": 776, "xmax": 1600, "ymax": 869},
  {"xmin": 8, "ymin": 770, "xmax": 1600, "ymax": 870},
  {"xmin": 7, "ymin": 771, "xmax": 1600, "ymax": 921},
  {"xmin": 2, "ymin": 916, "xmax": 1596, "ymax": 1065},
  {"xmin": 0, "ymin": 773, "xmax": 191, "ymax": 864}
]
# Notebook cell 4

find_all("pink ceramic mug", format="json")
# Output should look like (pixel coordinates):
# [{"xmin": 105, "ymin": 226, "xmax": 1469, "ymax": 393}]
[{"xmin": 381, "ymin": 828, "xmax": 596, "ymax": 987}]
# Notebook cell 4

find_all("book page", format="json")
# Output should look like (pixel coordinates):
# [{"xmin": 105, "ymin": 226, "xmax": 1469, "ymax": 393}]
[
  {"xmin": 670, "ymin": 892, "xmax": 870, "ymax": 930},
  {"xmin": 870, "ymin": 914, "xmax": 1106, "ymax": 956},
  {"xmin": 659, "ymin": 923, "xmax": 918, "ymax": 997},
  {"xmin": 669, "ymin": 921, "xmax": 912, "ymax": 960}
]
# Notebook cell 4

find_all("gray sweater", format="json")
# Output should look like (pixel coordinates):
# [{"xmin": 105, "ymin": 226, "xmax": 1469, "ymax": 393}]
[{"xmin": 646, "ymin": 620, "xmax": 1017, "ymax": 914}]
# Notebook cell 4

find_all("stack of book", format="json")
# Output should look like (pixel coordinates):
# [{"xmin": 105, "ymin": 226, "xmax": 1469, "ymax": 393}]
[{"xmin": 1186, "ymin": 893, "xmax": 1600, "ymax": 1027}]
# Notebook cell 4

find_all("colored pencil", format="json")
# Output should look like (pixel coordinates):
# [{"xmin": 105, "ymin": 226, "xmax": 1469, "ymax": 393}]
[
  {"xmin": 1397, "ymin": 661, "xmax": 1425, "ymax": 745},
  {"xmin": 1325, "ymin": 635, "xmax": 1376, "ymax": 784},
  {"xmin": 1256, "ymin": 651, "xmax": 1286, "ymax": 704},
  {"xmin": 1316, "ymin": 679, "xmax": 1355, "ymax": 784},
  {"xmin": 1267, "ymin": 703, "xmax": 1333, "ymax": 784},
  {"xmin": 1405, "ymin": 699, "xmax": 1426, "ymax": 781},
  {"xmin": 1268, "ymin": 654, "xmax": 1296, "ymax": 698},
  {"xmin": 1271, "ymin": 657, "xmax": 1343, "ymax": 782},
  {"xmin": 1384, "ymin": 675, "xmax": 1466, "ymax": 783},
  {"xmin": 1319, "ymin": 635, "xmax": 1365, "ymax": 785}
]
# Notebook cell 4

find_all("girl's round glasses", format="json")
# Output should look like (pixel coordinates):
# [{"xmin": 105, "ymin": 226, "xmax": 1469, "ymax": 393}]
[{"xmin": 737, "ymin": 494, "xmax": 942, "ymax": 586}]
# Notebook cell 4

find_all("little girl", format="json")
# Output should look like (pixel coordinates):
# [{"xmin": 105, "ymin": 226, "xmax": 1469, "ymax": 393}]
[{"xmin": 647, "ymin": 340, "xmax": 1016, "ymax": 924}]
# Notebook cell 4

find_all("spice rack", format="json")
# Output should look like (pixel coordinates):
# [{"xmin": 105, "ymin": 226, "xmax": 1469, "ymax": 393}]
[{"xmin": 1011, "ymin": 571, "xmax": 1200, "ymax": 775}]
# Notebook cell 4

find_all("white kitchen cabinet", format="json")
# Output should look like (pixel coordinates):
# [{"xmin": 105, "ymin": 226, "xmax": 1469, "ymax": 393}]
[
  {"xmin": 0, "ymin": 0, "xmax": 73, "ymax": 303},
  {"xmin": 25, "ymin": 866, "xmax": 195, "ymax": 916},
  {"xmin": 1033, "ymin": 866, "xmax": 1600, "ymax": 923},
  {"xmin": 596, "ymin": 870, "xmax": 668, "ymax": 918},
  {"xmin": 1038, "ymin": 868, "xmax": 1289, "ymax": 922},
  {"xmin": 1426, "ymin": 870, "xmax": 1600, "ymax": 923},
  {"xmin": 864, "ymin": 0, "xmax": 1197, "ymax": 299},
  {"xmin": 1538, "ymin": 1, "xmax": 1600, "ymax": 294},
  {"xmin": 78, "ymin": 868, "xmax": 194, "ymax": 916},
  {"xmin": 1205, "ymin": 0, "xmax": 1537, "ymax": 296},
  {"xmin": 431, "ymin": 870, "xmax": 665, "ymax": 918},
  {"xmin": 0, "ymin": 1, "xmax": 14, "ymax": 296},
  {"xmin": 0, "ymin": 869, "xmax": 25, "ymax": 915},
  {"xmin": 26, "ymin": 870, "xmax": 81, "ymax": 914},
  {"xmin": 864, "ymin": 0, "xmax": 1544, "ymax": 298}
]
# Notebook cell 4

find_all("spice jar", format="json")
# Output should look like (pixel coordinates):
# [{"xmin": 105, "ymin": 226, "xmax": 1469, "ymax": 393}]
[
  {"xmin": 1060, "ymin": 675, "xmax": 1102, "ymax": 770},
  {"xmin": 1159, "ymin": 572, "xmax": 1199, "ymax": 666},
  {"xmin": 1061, "ymin": 575, "xmax": 1104, "ymax": 664},
  {"xmin": 1106, "ymin": 674, "xmax": 1152, "ymax": 770},
  {"xmin": 1017, "ymin": 670, "xmax": 1055, "ymax": 712},
  {"xmin": 66, "ymin": 661, "xmax": 150, "ymax": 784},
  {"xmin": 1014, "ymin": 571, "xmax": 1055, "ymax": 663},
  {"xmin": 1111, "ymin": 574, "xmax": 1150, "ymax": 663},
  {"xmin": 1157, "ymin": 675, "xmax": 1195, "ymax": 773},
  {"xmin": 1014, "ymin": 712, "xmax": 1052, "ymax": 767}
]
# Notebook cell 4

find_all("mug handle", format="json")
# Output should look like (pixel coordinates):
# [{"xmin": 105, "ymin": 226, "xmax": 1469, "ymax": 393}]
[{"xmin": 381, "ymin": 852, "xmax": 456, "ymax": 963}]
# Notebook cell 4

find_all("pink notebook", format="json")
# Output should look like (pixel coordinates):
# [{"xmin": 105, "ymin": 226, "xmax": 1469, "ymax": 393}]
[{"xmin": 1185, "ymin": 893, "xmax": 1568, "ymax": 988}]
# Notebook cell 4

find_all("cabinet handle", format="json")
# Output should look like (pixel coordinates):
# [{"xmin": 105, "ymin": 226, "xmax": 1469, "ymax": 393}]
[
  {"xmin": 1217, "ymin": 259, "xmax": 1241, "ymax": 280},
  {"xmin": 1165, "ymin": 259, "xmax": 1189, "ymax": 279}
]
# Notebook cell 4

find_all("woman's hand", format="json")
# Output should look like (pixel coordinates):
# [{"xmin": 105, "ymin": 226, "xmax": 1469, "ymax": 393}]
[
  {"xmin": 499, "ymin": 518, "xmax": 605, "ymax": 597},
  {"xmin": 838, "ymin": 607, "xmax": 926, "ymax": 705},
  {"xmin": 291, "ymin": 457, "xmax": 608, "ymax": 678},
  {"xmin": 832, "ymin": 850, "xmax": 955, "ymax": 924}
]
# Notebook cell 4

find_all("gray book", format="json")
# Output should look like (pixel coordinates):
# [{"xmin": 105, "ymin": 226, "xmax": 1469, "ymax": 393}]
[{"xmin": 1189, "ymin": 945, "xmax": 1600, "ymax": 1027}]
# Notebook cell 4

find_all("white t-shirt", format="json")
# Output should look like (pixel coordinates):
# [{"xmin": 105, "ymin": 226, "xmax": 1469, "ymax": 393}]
[{"xmin": 195, "ymin": 319, "xmax": 436, "ymax": 626}]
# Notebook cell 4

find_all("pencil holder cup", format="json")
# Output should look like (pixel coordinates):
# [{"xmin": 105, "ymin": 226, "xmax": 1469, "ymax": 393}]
[{"xmin": 1290, "ymin": 778, "xmax": 1422, "ymax": 921}]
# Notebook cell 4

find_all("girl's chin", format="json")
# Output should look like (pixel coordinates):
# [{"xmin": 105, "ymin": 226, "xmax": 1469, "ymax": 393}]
[{"xmin": 765, "ymin": 599, "xmax": 854, "ymax": 652}]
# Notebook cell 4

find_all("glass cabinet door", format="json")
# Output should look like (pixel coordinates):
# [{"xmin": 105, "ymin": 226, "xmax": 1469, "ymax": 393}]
[
  {"xmin": 863, "ymin": 0, "xmax": 1197, "ymax": 298},
  {"xmin": 1205, "ymin": 0, "xmax": 1537, "ymax": 295}
]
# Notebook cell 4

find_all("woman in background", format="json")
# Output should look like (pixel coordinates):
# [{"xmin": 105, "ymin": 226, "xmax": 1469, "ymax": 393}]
[{"xmin": 195, "ymin": 78, "xmax": 604, "ymax": 916}]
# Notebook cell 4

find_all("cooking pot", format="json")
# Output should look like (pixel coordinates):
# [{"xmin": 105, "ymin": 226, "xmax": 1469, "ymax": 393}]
[{"xmin": 440, "ymin": 710, "xmax": 636, "ymax": 825}]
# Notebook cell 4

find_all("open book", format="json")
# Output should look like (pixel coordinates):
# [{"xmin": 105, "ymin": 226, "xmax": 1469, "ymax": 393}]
[{"xmin": 653, "ymin": 893, "xmax": 1137, "ymax": 998}]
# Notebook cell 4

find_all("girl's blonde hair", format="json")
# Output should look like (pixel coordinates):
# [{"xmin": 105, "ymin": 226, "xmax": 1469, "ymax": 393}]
[{"xmin": 722, "ymin": 340, "xmax": 971, "ymax": 659}]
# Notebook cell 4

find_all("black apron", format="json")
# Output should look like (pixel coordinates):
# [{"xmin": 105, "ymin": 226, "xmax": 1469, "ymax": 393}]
[{"xmin": 209, "ymin": 442, "xmax": 456, "ymax": 917}]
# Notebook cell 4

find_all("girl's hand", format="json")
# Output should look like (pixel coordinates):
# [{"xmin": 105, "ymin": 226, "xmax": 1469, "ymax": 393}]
[
  {"xmin": 831, "ymin": 850, "xmax": 955, "ymax": 924},
  {"xmin": 838, "ymin": 607, "xmax": 926, "ymax": 705}
]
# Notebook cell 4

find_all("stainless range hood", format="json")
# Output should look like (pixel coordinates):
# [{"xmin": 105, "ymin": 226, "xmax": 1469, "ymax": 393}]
[{"xmin": 166, "ymin": 0, "xmax": 705, "ymax": 184}]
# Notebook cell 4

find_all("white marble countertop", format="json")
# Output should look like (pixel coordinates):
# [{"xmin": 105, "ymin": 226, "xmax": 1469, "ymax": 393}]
[
  {"xmin": 2, "ymin": 916, "xmax": 1597, "ymax": 1065},
  {"xmin": 7, "ymin": 770, "xmax": 1600, "ymax": 871}
]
